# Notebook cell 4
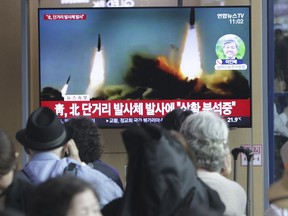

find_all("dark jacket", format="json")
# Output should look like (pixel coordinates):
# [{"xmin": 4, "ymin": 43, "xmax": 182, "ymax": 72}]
[
  {"xmin": 113, "ymin": 123, "xmax": 225, "ymax": 216},
  {"xmin": 4, "ymin": 173, "xmax": 33, "ymax": 214},
  {"xmin": 89, "ymin": 160, "xmax": 124, "ymax": 191}
]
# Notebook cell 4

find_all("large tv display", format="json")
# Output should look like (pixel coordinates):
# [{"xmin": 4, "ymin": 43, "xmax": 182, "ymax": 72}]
[{"xmin": 38, "ymin": 6, "xmax": 251, "ymax": 128}]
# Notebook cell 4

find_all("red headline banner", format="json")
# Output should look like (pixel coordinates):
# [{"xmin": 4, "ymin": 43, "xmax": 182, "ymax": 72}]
[{"xmin": 41, "ymin": 99, "xmax": 251, "ymax": 119}]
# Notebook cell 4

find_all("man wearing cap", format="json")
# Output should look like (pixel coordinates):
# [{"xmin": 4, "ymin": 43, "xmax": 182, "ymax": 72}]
[{"xmin": 15, "ymin": 107, "xmax": 123, "ymax": 208}]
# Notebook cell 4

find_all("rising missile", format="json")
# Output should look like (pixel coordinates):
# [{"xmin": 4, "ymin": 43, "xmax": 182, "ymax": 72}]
[
  {"xmin": 61, "ymin": 75, "xmax": 71, "ymax": 96},
  {"xmin": 97, "ymin": 34, "xmax": 101, "ymax": 51},
  {"xmin": 66, "ymin": 75, "xmax": 71, "ymax": 84},
  {"xmin": 190, "ymin": 8, "xmax": 195, "ymax": 26}
]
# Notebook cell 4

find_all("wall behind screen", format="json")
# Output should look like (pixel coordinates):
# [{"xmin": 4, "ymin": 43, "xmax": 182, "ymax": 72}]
[{"xmin": 0, "ymin": 0, "xmax": 22, "ymax": 163}]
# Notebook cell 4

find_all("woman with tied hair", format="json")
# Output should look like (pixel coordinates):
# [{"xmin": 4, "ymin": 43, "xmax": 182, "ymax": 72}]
[{"xmin": 180, "ymin": 111, "xmax": 247, "ymax": 216}]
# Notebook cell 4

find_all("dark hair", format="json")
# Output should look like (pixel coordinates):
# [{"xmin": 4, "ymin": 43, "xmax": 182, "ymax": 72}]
[
  {"xmin": 40, "ymin": 87, "xmax": 64, "ymax": 101},
  {"xmin": 0, "ymin": 209, "xmax": 24, "ymax": 216},
  {"xmin": 27, "ymin": 176, "xmax": 99, "ymax": 216},
  {"xmin": 161, "ymin": 108, "xmax": 193, "ymax": 131},
  {"xmin": 65, "ymin": 117, "xmax": 104, "ymax": 163},
  {"xmin": 0, "ymin": 130, "xmax": 16, "ymax": 175}
]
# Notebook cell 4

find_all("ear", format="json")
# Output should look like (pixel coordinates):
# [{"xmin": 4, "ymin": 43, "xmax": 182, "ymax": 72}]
[
  {"xmin": 221, "ymin": 153, "xmax": 232, "ymax": 177},
  {"xmin": 62, "ymin": 143, "xmax": 68, "ymax": 151},
  {"xmin": 24, "ymin": 147, "xmax": 30, "ymax": 155}
]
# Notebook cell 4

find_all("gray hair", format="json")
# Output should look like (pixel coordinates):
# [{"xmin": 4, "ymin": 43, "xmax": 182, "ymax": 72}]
[{"xmin": 180, "ymin": 111, "xmax": 229, "ymax": 172}]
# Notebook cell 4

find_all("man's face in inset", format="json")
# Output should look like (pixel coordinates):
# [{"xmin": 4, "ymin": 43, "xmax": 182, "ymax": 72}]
[{"xmin": 223, "ymin": 41, "xmax": 238, "ymax": 59}]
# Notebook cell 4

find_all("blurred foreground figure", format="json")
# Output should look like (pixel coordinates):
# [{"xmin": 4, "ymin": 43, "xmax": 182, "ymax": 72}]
[
  {"xmin": 0, "ymin": 130, "xmax": 32, "ymax": 214},
  {"xmin": 0, "ymin": 209, "xmax": 24, "ymax": 216},
  {"xmin": 274, "ymin": 102, "xmax": 288, "ymax": 181},
  {"xmin": 27, "ymin": 175, "xmax": 102, "ymax": 216},
  {"xmin": 180, "ymin": 111, "xmax": 246, "ymax": 216},
  {"xmin": 105, "ymin": 123, "xmax": 225, "ymax": 216},
  {"xmin": 265, "ymin": 141, "xmax": 288, "ymax": 216}
]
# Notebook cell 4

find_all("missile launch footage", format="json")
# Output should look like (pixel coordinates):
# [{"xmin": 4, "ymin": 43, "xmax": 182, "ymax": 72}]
[{"xmin": 39, "ymin": 7, "xmax": 250, "ymax": 101}]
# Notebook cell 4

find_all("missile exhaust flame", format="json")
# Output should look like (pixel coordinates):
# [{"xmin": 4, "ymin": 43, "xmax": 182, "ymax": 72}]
[
  {"xmin": 61, "ymin": 75, "xmax": 71, "ymax": 96},
  {"xmin": 179, "ymin": 23, "xmax": 202, "ymax": 80},
  {"xmin": 86, "ymin": 49, "xmax": 105, "ymax": 98}
]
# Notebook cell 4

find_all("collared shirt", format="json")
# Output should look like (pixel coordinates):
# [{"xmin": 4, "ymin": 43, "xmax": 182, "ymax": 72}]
[{"xmin": 23, "ymin": 152, "xmax": 123, "ymax": 208}]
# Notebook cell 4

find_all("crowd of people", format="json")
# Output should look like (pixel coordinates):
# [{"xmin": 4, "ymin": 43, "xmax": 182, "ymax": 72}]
[{"xmin": 0, "ymin": 106, "xmax": 252, "ymax": 216}]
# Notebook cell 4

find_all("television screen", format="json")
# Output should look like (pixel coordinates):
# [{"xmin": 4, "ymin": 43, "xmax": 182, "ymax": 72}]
[{"xmin": 38, "ymin": 6, "xmax": 251, "ymax": 128}]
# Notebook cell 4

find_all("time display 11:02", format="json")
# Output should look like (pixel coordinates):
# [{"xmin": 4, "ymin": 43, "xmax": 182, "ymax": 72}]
[{"xmin": 229, "ymin": 18, "xmax": 244, "ymax": 24}]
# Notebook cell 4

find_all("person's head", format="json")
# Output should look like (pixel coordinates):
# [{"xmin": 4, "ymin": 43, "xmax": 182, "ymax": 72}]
[
  {"xmin": 223, "ymin": 39, "xmax": 239, "ymax": 59},
  {"xmin": 27, "ymin": 175, "xmax": 102, "ymax": 216},
  {"xmin": 15, "ymin": 107, "xmax": 73, "ymax": 156},
  {"xmin": 275, "ymin": 28, "xmax": 284, "ymax": 44},
  {"xmin": 0, "ymin": 130, "xmax": 17, "ymax": 193},
  {"xmin": 65, "ymin": 117, "xmax": 103, "ymax": 163},
  {"xmin": 161, "ymin": 108, "xmax": 193, "ymax": 132},
  {"xmin": 180, "ymin": 111, "xmax": 229, "ymax": 172},
  {"xmin": 40, "ymin": 87, "xmax": 64, "ymax": 101},
  {"xmin": 169, "ymin": 130, "xmax": 197, "ymax": 166}
]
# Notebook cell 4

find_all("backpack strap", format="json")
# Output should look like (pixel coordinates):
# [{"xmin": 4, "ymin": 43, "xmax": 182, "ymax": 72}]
[
  {"xmin": 16, "ymin": 163, "xmax": 77, "ymax": 182},
  {"xmin": 63, "ymin": 162, "xmax": 77, "ymax": 176}
]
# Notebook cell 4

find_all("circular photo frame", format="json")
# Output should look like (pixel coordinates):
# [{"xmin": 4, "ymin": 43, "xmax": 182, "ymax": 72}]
[{"xmin": 215, "ymin": 34, "xmax": 245, "ymax": 60}]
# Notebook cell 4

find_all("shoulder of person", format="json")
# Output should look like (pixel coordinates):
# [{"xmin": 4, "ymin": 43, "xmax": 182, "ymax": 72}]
[
  {"xmin": 63, "ymin": 160, "xmax": 117, "ymax": 184},
  {"xmin": 14, "ymin": 170, "xmax": 33, "ymax": 184},
  {"xmin": 264, "ymin": 204, "xmax": 288, "ymax": 216}
]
